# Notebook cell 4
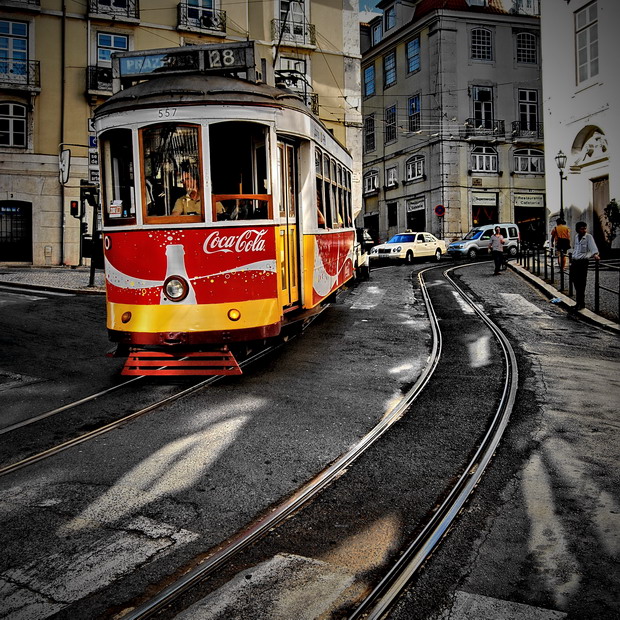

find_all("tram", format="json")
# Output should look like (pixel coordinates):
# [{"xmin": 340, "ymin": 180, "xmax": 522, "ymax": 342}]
[{"xmin": 92, "ymin": 42, "xmax": 361, "ymax": 376}]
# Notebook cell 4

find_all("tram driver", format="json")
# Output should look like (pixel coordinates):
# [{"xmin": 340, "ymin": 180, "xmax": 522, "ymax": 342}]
[{"xmin": 172, "ymin": 162, "xmax": 201, "ymax": 215}]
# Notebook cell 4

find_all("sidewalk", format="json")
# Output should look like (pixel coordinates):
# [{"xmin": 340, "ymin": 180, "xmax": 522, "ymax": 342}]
[
  {"xmin": 507, "ymin": 260, "xmax": 620, "ymax": 334},
  {"xmin": 0, "ymin": 265, "xmax": 105, "ymax": 295}
]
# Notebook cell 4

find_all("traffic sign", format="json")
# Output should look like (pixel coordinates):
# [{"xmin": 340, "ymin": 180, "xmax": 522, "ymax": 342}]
[{"xmin": 434, "ymin": 204, "xmax": 445, "ymax": 217}]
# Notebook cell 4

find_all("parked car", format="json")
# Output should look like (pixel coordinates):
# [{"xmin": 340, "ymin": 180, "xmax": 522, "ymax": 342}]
[
  {"xmin": 370, "ymin": 231, "xmax": 446, "ymax": 264},
  {"xmin": 447, "ymin": 223, "xmax": 520, "ymax": 259}
]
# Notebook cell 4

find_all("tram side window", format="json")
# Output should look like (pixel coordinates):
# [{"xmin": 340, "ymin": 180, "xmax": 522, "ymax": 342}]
[
  {"xmin": 100, "ymin": 128, "xmax": 136, "ymax": 225},
  {"xmin": 210, "ymin": 121, "xmax": 271, "ymax": 222},
  {"xmin": 141, "ymin": 124, "xmax": 203, "ymax": 222},
  {"xmin": 322, "ymin": 154, "xmax": 333, "ymax": 227},
  {"xmin": 315, "ymin": 150, "xmax": 326, "ymax": 229}
]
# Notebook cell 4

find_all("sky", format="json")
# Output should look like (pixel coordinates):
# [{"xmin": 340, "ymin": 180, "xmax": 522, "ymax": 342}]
[{"xmin": 359, "ymin": 1, "xmax": 381, "ymax": 12}]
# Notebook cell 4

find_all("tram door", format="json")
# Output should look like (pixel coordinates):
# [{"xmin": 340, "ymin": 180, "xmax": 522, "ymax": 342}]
[{"xmin": 277, "ymin": 141, "xmax": 299, "ymax": 307}]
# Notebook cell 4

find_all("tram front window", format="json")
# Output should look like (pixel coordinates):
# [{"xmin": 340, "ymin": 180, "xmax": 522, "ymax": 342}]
[
  {"xmin": 210, "ymin": 121, "xmax": 272, "ymax": 221},
  {"xmin": 141, "ymin": 124, "xmax": 204, "ymax": 223}
]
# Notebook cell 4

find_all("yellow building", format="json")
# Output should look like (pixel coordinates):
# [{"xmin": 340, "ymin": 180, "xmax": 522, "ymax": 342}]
[{"xmin": 0, "ymin": 0, "xmax": 361, "ymax": 265}]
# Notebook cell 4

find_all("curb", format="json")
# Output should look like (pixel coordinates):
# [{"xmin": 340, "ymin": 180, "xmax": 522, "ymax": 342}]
[
  {"xmin": 0, "ymin": 280, "xmax": 105, "ymax": 296},
  {"xmin": 508, "ymin": 261, "xmax": 620, "ymax": 335}
]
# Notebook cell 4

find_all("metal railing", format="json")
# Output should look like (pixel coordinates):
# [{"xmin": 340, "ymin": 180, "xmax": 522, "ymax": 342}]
[
  {"xmin": 511, "ymin": 120, "xmax": 544, "ymax": 139},
  {"xmin": 272, "ymin": 18, "xmax": 316, "ymax": 46},
  {"xmin": 87, "ymin": 65, "xmax": 113, "ymax": 93},
  {"xmin": 177, "ymin": 2, "xmax": 226, "ymax": 33},
  {"xmin": 463, "ymin": 118, "xmax": 505, "ymax": 138},
  {"xmin": 0, "ymin": 59, "xmax": 40, "ymax": 89},
  {"xmin": 517, "ymin": 243, "xmax": 620, "ymax": 322},
  {"xmin": 88, "ymin": 0, "xmax": 139, "ymax": 20}
]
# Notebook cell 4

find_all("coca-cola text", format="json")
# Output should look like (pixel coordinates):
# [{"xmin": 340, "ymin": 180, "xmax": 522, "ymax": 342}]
[{"xmin": 203, "ymin": 229, "xmax": 268, "ymax": 255}]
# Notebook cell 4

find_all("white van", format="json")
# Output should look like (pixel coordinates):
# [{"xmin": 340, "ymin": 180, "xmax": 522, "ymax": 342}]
[{"xmin": 447, "ymin": 223, "xmax": 520, "ymax": 259}]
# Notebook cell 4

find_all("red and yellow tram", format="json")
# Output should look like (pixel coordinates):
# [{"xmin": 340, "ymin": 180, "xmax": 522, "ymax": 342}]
[{"xmin": 93, "ymin": 43, "xmax": 358, "ymax": 375}]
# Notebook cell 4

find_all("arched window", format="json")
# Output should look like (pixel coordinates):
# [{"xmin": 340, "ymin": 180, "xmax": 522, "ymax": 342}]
[
  {"xmin": 0, "ymin": 102, "xmax": 27, "ymax": 147},
  {"xmin": 471, "ymin": 28, "xmax": 493, "ymax": 61},
  {"xmin": 516, "ymin": 32, "xmax": 537, "ymax": 64},
  {"xmin": 514, "ymin": 148, "xmax": 544, "ymax": 174},
  {"xmin": 471, "ymin": 146, "xmax": 498, "ymax": 172},
  {"xmin": 406, "ymin": 155, "xmax": 425, "ymax": 181}
]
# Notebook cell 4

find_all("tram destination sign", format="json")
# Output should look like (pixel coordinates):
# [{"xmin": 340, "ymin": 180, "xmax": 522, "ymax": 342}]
[{"xmin": 114, "ymin": 42, "xmax": 256, "ymax": 87}]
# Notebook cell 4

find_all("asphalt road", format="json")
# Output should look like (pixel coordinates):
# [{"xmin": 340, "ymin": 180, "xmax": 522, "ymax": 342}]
[{"xmin": 0, "ymin": 263, "xmax": 617, "ymax": 619}]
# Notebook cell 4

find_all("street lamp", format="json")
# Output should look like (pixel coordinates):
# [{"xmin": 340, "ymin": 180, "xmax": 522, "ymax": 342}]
[{"xmin": 555, "ymin": 150, "xmax": 567, "ymax": 220}]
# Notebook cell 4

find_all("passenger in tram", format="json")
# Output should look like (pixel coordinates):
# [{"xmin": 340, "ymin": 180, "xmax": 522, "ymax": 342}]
[{"xmin": 172, "ymin": 162, "xmax": 201, "ymax": 215}]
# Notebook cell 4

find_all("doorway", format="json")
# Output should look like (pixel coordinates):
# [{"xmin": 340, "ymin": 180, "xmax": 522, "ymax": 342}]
[{"xmin": 0, "ymin": 201, "xmax": 32, "ymax": 261}]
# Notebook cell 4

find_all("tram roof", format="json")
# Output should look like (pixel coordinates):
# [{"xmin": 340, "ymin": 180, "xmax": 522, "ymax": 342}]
[{"xmin": 94, "ymin": 74, "xmax": 311, "ymax": 119}]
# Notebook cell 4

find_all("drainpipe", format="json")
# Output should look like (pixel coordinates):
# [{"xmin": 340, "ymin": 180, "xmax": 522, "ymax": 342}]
[{"xmin": 59, "ymin": 1, "xmax": 67, "ymax": 264}]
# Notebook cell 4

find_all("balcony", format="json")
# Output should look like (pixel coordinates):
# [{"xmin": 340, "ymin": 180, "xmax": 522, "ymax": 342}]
[
  {"xmin": 0, "ymin": 59, "xmax": 40, "ymax": 92},
  {"xmin": 177, "ymin": 2, "xmax": 226, "ymax": 34},
  {"xmin": 87, "ymin": 65, "xmax": 113, "ymax": 94},
  {"xmin": 0, "ymin": 0, "xmax": 41, "ymax": 12},
  {"xmin": 511, "ymin": 120, "xmax": 543, "ymax": 139},
  {"xmin": 272, "ymin": 18, "xmax": 316, "ymax": 47},
  {"xmin": 88, "ymin": 0, "xmax": 139, "ymax": 22},
  {"xmin": 463, "ymin": 118, "xmax": 505, "ymax": 138}
]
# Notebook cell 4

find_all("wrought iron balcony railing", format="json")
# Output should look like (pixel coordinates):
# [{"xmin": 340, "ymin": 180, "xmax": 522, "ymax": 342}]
[
  {"xmin": 511, "ymin": 120, "xmax": 544, "ymax": 139},
  {"xmin": 89, "ymin": 0, "xmax": 139, "ymax": 21},
  {"xmin": 0, "ymin": 59, "xmax": 40, "ymax": 90},
  {"xmin": 177, "ymin": 2, "xmax": 226, "ymax": 33},
  {"xmin": 87, "ymin": 65, "xmax": 113, "ymax": 93},
  {"xmin": 0, "ymin": 0, "xmax": 41, "ymax": 11},
  {"xmin": 463, "ymin": 118, "xmax": 505, "ymax": 138},
  {"xmin": 272, "ymin": 18, "xmax": 316, "ymax": 46}
]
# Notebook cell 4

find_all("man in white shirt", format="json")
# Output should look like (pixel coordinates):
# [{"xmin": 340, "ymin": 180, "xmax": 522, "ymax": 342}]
[{"xmin": 570, "ymin": 221, "xmax": 600, "ymax": 310}]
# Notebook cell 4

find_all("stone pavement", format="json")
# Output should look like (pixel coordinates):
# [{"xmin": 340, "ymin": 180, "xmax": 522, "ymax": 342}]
[{"xmin": 0, "ymin": 265, "xmax": 105, "ymax": 294}]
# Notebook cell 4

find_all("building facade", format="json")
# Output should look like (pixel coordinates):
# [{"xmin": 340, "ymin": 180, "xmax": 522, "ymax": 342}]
[
  {"xmin": 541, "ymin": 0, "xmax": 619, "ymax": 254},
  {"xmin": 0, "ymin": 0, "xmax": 362, "ymax": 266},
  {"xmin": 360, "ymin": 0, "xmax": 545, "ymax": 246}
]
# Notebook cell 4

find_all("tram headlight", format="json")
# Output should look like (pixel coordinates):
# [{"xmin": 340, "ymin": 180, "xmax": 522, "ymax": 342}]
[
  {"xmin": 163, "ymin": 276, "xmax": 189, "ymax": 302},
  {"xmin": 227, "ymin": 309, "xmax": 241, "ymax": 321},
  {"xmin": 121, "ymin": 311, "xmax": 132, "ymax": 324}
]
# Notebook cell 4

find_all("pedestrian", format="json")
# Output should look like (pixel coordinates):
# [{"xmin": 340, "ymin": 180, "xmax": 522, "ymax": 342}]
[
  {"xmin": 550, "ymin": 217, "xmax": 571, "ymax": 271},
  {"xmin": 569, "ymin": 221, "xmax": 599, "ymax": 311},
  {"xmin": 488, "ymin": 226, "xmax": 505, "ymax": 275}
]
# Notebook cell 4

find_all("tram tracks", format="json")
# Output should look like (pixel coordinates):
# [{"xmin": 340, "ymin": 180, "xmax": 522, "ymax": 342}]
[
  {"xmin": 111, "ymin": 262, "xmax": 518, "ymax": 619},
  {"xmin": 0, "ymin": 267, "xmax": 517, "ymax": 619},
  {"xmin": 0, "ymin": 343, "xmax": 285, "ymax": 478}
]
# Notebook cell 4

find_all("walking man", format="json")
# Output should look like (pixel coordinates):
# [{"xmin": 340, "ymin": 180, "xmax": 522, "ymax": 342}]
[
  {"xmin": 489, "ymin": 226, "xmax": 505, "ymax": 275},
  {"xmin": 570, "ymin": 221, "xmax": 599, "ymax": 311},
  {"xmin": 550, "ymin": 217, "xmax": 571, "ymax": 271}
]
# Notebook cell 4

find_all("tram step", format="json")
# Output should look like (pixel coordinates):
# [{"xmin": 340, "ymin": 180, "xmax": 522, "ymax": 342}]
[{"xmin": 121, "ymin": 350, "xmax": 242, "ymax": 376}]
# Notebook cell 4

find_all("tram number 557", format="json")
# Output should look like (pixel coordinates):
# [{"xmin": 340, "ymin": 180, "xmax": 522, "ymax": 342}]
[{"xmin": 158, "ymin": 108, "xmax": 177, "ymax": 118}]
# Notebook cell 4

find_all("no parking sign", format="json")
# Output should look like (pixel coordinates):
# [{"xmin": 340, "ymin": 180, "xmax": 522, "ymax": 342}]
[{"xmin": 434, "ymin": 204, "xmax": 445, "ymax": 217}]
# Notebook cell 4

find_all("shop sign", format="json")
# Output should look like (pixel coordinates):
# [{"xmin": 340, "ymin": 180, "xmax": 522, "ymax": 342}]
[
  {"xmin": 514, "ymin": 193, "xmax": 544, "ymax": 208},
  {"xmin": 471, "ymin": 192, "xmax": 497, "ymax": 206}
]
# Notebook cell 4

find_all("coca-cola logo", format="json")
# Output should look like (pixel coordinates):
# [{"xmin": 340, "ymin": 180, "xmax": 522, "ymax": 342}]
[{"xmin": 203, "ymin": 229, "xmax": 268, "ymax": 255}]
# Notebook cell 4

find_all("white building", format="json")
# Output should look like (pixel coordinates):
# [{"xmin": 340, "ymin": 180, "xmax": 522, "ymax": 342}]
[{"xmin": 541, "ymin": 0, "xmax": 620, "ymax": 252}]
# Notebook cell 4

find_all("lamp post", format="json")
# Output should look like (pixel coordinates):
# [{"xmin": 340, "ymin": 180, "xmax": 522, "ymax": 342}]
[{"xmin": 555, "ymin": 150, "xmax": 567, "ymax": 220}]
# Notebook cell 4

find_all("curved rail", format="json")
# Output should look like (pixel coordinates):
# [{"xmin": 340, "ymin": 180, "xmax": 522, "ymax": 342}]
[
  {"xmin": 349, "ymin": 262, "xmax": 518, "ymax": 619},
  {"xmin": 119, "ymin": 274, "xmax": 444, "ymax": 620}
]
